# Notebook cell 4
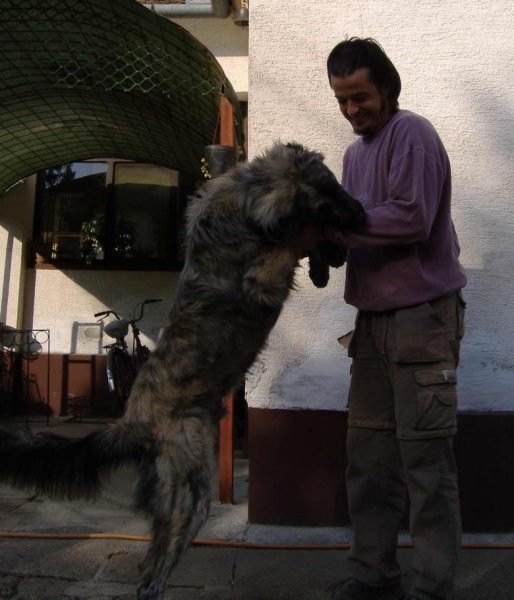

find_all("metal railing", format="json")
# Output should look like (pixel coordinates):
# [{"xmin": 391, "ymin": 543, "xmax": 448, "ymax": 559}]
[{"xmin": 0, "ymin": 328, "xmax": 51, "ymax": 423}]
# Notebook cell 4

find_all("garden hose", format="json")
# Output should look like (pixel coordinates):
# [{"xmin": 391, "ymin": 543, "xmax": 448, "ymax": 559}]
[{"xmin": 1, "ymin": 531, "xmax": 513, "ymax": 550}]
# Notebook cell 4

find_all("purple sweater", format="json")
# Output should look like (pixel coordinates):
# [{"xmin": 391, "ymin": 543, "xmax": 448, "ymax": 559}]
[{"xmin": 342, "ymin": 110, "xmax": 467, "ymax": 311}]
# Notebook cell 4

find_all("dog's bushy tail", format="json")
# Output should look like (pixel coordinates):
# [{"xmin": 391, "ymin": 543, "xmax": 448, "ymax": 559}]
[{"xmin": 0, "ymin": 422, "xmax": 152, "ymax": 500}]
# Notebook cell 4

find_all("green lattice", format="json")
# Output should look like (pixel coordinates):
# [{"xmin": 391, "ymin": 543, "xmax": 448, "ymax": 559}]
[{"xmin": 0, "ymin": 0, "xmax": 245, "ymax": 194}]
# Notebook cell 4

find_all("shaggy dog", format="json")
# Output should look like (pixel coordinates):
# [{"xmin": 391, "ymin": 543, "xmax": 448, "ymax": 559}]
[{"xmin": 0, "ymin": 142, "xmax": 365, "ymax": 599}]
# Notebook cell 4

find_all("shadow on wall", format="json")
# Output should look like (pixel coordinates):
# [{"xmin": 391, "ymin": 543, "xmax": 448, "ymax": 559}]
[
  {"xmin": 458, "ymin": 263, "xmax": 514, "ymax": 411},
  {"xmin": 454, "ymin": 78, "xmax": 514, "ymax": 410}
]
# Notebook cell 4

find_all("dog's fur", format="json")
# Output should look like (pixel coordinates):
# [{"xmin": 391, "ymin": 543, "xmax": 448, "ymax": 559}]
[{"xmin": 0, "ymin": 142, "xmax": 364, "ymax": 599}]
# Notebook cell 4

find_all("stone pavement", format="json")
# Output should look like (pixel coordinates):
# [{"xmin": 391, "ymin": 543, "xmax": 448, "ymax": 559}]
[{"xmin": 1, "ymin": 419, "xmax": 514, "ymax": 599}]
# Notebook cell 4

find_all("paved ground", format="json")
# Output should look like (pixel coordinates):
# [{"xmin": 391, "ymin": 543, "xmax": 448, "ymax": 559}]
[{"xmin": 1, "ymin": 419, "xmax": 514, "ymax": 599}]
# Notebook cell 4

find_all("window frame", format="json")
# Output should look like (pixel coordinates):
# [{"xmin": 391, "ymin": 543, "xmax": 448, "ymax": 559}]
[{"xmin": 32, "ymin": 159, "xmax": 191, "ymax": 271}]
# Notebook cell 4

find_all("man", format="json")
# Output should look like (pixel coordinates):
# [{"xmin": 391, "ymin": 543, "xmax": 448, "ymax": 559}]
[{"xmin": 326, "ymin": 38, "xmax": 467, "ymax": 600}]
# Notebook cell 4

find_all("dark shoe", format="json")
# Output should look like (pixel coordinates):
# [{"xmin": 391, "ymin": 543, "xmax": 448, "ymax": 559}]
[{"xmin": 325, "ymin": 578, "xmax": 405, "ymax": 600}]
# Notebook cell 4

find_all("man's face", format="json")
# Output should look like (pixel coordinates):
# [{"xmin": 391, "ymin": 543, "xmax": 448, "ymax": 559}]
[{"xmin": 329, "ymin": 67, "xmax": 392, "ymax": 137}]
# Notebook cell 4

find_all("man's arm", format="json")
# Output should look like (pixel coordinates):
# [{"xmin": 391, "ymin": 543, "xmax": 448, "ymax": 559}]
[{"xmin": 344, "ymin": 146, "xmax": 447, "ymax": 248}]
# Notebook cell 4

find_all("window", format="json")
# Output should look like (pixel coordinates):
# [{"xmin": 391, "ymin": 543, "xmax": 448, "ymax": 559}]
[{"xmin": 33, "ymin": 160, "xmax": 193, "ymax": 269}]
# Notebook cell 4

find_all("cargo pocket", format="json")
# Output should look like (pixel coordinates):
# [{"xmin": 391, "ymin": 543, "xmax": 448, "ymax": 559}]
[
  {"xmin": 393, "ymin": 301, "xmax": 447, "ymax": 363},
  {"xmin": 414, "ymin": 369, "xmax": 458, "ymax": 432}
]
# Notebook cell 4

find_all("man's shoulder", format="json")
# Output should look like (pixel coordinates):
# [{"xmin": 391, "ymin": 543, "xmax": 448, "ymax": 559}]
[
  {"xmin": 343, "ymin": 110, "xmax": 444, "ymax": 161},
  {"xmin": 389, "ymin": 110, "xmax": 440, "ymax": 141}
]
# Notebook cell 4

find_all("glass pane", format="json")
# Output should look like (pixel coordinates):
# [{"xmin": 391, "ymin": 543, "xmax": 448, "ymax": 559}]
[
  {"xmin": 113, "ymin": 164, "xmax": 177, "ymax": 260},
  {"xmin": 39, "ymin": 162, "xmax": 107, "ymax": 262}
]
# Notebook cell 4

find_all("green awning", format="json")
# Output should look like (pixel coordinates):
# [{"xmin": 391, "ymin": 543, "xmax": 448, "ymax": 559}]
[{"xmin": 0, "ymin": 0, "xmax": 245, "ymax": 194}]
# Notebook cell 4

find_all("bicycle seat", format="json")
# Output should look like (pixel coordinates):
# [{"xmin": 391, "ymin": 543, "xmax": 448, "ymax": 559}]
[{"xmin": 104, "ymin": 319, "xmax": 129, "ymax": 339}]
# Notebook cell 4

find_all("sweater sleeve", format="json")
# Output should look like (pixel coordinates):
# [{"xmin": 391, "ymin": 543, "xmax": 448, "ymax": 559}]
[{"xmin": 344, "ymin": 144, "xmax": 447, "ymax": 248}]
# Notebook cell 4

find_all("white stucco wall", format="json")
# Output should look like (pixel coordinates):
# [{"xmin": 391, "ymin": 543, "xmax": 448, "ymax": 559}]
[{"xmin": 246, "ymin": 0, "xmax": 514, "ymax": 411}]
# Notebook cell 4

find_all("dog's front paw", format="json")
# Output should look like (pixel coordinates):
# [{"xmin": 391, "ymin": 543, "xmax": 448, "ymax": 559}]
[
  {"xmin": 308, "ymin": 242, "xmax": 347, "ymax": 288},
  {"xmin": 317, "ymin": 241, "xmax": 347, "ymax": 268},
  {"xmin": 308, "ymin": 249, "xmax": 330, "ymax": 288}
]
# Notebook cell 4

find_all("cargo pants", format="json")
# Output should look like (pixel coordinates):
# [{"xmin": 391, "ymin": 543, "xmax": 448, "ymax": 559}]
[{"xmin": 345, "ymin": 291, "xmax": 466, "ymax": 600}]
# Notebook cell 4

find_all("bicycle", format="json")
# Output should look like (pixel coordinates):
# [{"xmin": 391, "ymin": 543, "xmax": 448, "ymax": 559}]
[{"xmin": 94, "ymin": 298, "xmax": 163, "ymax": 408}]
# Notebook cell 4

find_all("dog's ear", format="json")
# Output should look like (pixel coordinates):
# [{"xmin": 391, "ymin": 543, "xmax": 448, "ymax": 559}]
[
  {"xmin": 242, "ymin": 183, "xmax": 302, "ymax": 242},
  {"xmin": 308, "ymin": 243, "xmax": 347, "ymax": 288}
]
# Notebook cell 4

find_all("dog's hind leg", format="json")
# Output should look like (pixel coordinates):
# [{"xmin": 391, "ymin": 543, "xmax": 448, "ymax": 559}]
[{"xmin": 136, "ymin": 419, "xmax": 214, "ymax": 600}]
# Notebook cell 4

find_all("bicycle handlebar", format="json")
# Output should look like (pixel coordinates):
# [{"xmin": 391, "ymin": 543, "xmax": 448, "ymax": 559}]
[
  {"xmin": 95, "ymin": 299, "xmax": 163, "ymax": 324},
  {"xmin": 134, "ymin": 298, "xmax": 163, "ymax": 322},
  {"xmin": 94, "ymin": 309, "xmax": 121, "ymax": 319}
]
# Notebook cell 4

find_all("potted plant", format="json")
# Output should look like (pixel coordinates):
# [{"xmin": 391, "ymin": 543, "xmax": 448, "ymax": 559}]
[
  {"xmin": 203, "ymin": 144, "xmax": 237, "ymax": 178},
  {"xmin": 80, "ymin": 218, "xmax": 104, "ymax": 264}
]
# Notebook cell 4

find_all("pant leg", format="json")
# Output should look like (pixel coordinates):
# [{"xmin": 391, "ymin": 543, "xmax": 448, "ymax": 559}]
[
  {"xmin": 400, "ymin": 438, "xmax": 461, "ymax": 600},
  {"xmin": 387, "ymin": 292, "xmax": 465, "ymax": 599},
  {"xmin": 346, "ymin": 312, "xmax": 405, "ymax": 587},
  {"xmin": 346, "ymin": 427, "xmax": 406, "ymax": 586},
  {"xmin": 345, "ymin": 293, "xmax": 465, "ymax": 597}
]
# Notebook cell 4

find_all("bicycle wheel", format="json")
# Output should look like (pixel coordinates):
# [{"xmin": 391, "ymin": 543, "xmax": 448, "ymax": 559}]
[{"xmin": 106, "ymin": 347, "xmax": 134, "ymax": 409}]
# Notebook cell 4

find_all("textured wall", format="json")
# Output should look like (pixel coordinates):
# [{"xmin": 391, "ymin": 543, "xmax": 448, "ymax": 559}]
[
  {"xmin": 25, "ymin": 268, "xmax": 180, "ymax": 354},
  {"xmin": 247, "ymin": 0, "xmax": 514, "ymax": 410}
]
